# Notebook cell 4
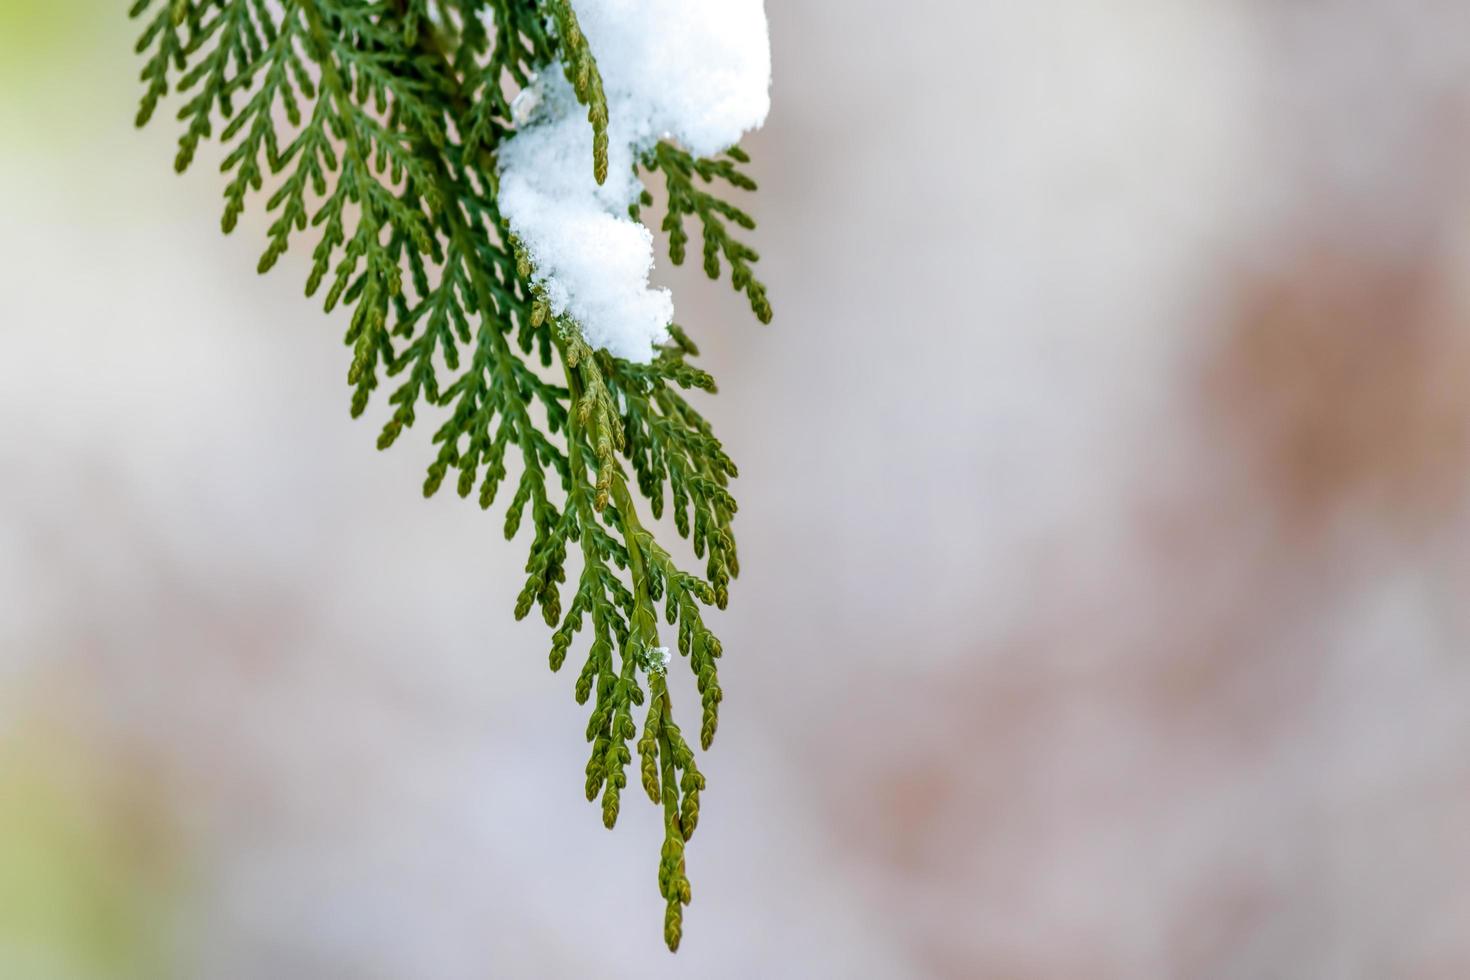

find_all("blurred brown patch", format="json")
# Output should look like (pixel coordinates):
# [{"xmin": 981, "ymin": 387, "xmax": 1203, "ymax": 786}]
[{"xmin": 1204, "ymin": 243, "xmax": 1470, "ymax": 540}]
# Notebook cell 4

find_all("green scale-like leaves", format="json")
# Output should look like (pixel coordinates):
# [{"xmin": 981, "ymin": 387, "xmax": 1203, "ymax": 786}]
[{"xmin": 130, "ymin": 0, "xmax": 770, "ymax": 953}]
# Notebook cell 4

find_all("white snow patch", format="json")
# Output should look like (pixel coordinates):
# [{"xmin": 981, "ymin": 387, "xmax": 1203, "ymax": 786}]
[
  {"xmin": 570, "ymin": 0, "xmax": 772, "ymax": 159},
  {"xmin": 497, "ymin": 0, "xmax": 771, "ymax": 362}
]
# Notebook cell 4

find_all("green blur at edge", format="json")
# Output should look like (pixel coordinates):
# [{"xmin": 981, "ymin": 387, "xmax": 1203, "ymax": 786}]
[
  {"xmin": 0, "ymin": 722, "xmax": 183, "ymax": 980},
  {"xmin": 0, "ymin": 0, "xmax": 107, "ymax": 77}
]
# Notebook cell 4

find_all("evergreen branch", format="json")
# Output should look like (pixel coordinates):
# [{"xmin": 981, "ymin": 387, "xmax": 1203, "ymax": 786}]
[
  {"xmin": 641, "ymin": 142, "xmax": 773, "ymax": 324},
  {"xmin": 130, "ymin": 0, "xmax": 765, "ymax": 952},
  {"xmin": 561, "ymin": 333, "xmax": 700, "ymax": 950},
  {"xmin": 543, "ymin": 0, "xmax": 609, "ymax": 184}
]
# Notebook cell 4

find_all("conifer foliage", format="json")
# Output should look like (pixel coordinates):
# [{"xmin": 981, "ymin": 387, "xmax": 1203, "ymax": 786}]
[{"xmin": 130, "ymin": 0, "xmax": 770, "ymax": 951}]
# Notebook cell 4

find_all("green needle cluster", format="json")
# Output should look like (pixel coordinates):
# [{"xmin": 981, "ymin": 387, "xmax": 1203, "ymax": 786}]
[{"xmin": 130, "ymin": 0, "xmax": 770, "ymax": 952}]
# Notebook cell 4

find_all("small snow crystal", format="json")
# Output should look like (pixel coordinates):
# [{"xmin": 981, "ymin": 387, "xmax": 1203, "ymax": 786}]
[{"xmin": 497, "ymin": 0, "xmax": 771, "ymax": 363}]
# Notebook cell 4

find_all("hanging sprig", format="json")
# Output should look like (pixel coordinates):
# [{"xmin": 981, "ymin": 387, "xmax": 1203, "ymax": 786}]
[
  {"xmin": 640, "ymin": 142, "xmax": 773, "ymax": 324},
  {"xmin": 130, "ymin": 0, "xmax": 768, "ymax": 953},
  {"xmin": 544, "ymin": 0, "xmax": 609, "ymax": 184}
]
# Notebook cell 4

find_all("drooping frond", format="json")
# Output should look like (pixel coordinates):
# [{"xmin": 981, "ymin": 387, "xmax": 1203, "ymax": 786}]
[{"xmin": 130, "ymin": 0, "xmax": 771, "ymax": 952}]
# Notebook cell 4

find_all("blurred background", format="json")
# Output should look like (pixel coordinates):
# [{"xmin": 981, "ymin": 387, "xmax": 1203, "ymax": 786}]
[{"xmin": 5, "ymin": 1, "xmax": 1470, "ymax": 976}]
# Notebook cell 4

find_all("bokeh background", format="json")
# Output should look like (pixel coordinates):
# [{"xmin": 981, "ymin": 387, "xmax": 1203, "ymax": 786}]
[{"xmin": 5, "ymin": 2, "xmax": 1470, "ymax": 977}]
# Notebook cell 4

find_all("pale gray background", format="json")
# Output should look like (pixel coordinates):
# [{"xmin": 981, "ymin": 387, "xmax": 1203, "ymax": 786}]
[{"xmin": 3, "ymin": 2, "xmax": 1470, "ymax": 976}]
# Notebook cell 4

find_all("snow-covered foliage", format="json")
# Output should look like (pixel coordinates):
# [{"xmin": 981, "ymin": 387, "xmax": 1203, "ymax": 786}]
[
  {"xmin": 498, "ymin": 0, "xmax": 771, "ymax": 361},
  {"xmin": 132, "ymin": 0, "xmax": 774, "ymax": 951}
]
